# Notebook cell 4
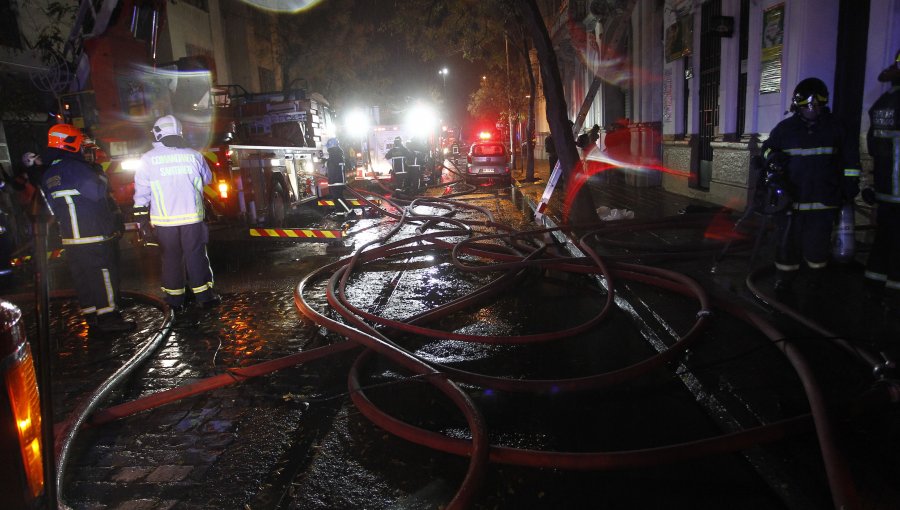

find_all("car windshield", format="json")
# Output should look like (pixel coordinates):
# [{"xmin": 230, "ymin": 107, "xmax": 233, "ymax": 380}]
[{"xmin": 473, "ymin": 144, "xmax": 505, "ymax": 156}]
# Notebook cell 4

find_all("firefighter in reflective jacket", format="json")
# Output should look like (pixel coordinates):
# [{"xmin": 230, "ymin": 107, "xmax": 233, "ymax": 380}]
[
  {"xmin": 863, "ymin": 51, "xmax": 900, "ymax": 305},
  {"xmin": 761, "ymin": 77, "xmax": 861, "ymax": 292},
  {"xmin": 40, "ymin": 124, "xmax": 135, "ymax": 333},
  {"xmin": 133, "ymin": 115, "xmax": 220, "ymax": 313}
]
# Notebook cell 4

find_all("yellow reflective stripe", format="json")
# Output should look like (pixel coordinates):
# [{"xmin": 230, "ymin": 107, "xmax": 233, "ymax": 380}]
[
  {"xmin": 844, "ymin": 169, "xmax": 860, "ymax": 177},
  {"xmin": 50, "ymin": 189, "xmax": 81, "ymax": 198},
  {"xmin": 151, "ymin": 212, "xmax": 204, "ymax": 220},
  {"xmin": 775, "ymin": 263, "xmax": 801, "ymax": 271},
  {"xmin": 191, "ymin": 283, "xmax": 211, "ymax": 293},
  {"xmin": 806, "ymin": 260, "xmax": 828, "ymax": 269},
  {"xmin": 864, "ymin": 270, "xmax": 887, "ymax": 282},
  {"xmin": 101, "ymin": 268, "xmax": 115, "ymax": 312},
  {"xmin": 62, "ymin": 235, "xmax": 111, "ymax": 245},
  {"xmin": 194, "ymin": 176, "xmax": 204, "ymax": 214},
  {"xmin": 873, "ymin": 129, "xmax": 900, "ymax": 139},
  {"xmin": 784, "ymin": 147, "xmax": 834, "ymax": 156},
  {"xmin": 61, "ymin": 194, "xmax": 81, "ymax": 238},
  {"xmin": 150, "ymin": 181, "xmax": 168, "ymax": 217},
  {"xmin": 81, "ymin": 306, "xmax": 97, "ymax": 314},
  {"xmin": 887, "ymin": 280, "xmax": 900, "ymax": 291},
  {"xmin": 161, "ymin": 287, "xmax": 185, "ymax": 296},
  {"xmin": 150, "ymin": 214, "xmax": 204, "ymax": 226}
]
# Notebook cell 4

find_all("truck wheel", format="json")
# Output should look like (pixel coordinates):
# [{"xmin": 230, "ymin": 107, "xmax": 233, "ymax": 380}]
[{"xmin": 268, "ymin": 185, "xmax": 287, "ymax": 227}]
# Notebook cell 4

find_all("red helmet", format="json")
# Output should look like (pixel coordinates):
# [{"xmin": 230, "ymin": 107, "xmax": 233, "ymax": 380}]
[{"xmin": 48, "ymin": 124, "xmax": 84, "ymax": 153}]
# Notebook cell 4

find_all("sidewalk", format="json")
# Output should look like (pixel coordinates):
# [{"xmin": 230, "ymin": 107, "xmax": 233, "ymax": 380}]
[{"xmin": 511, "ymin": 156, "xmax": 898, "ymax": 355}]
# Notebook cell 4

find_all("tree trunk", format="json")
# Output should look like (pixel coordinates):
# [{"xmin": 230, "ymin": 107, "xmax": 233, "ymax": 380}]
[
  {"xmin": 516, "ymin": 0, "xmax": 596, "ymax": 227},
  {"xmin": 522, "ymin": 35, "xmax": 537, "ymax": 182}
]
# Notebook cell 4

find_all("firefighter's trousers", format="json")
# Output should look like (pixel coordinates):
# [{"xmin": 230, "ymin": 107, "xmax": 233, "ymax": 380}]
[
  {"xmin": 156, "ymin": 222, "xmax": 215, "ymax": 306},
  {"xmin": 774, "ymin": 209, "xmax": 837, "ymax": 279},
  {"xmin": 65, "ymin": 238, "xmax": 121, "ymax": 317},
  {"xmin": 865, "ymin": 202, "xmax": 900, "ymax": 294}
]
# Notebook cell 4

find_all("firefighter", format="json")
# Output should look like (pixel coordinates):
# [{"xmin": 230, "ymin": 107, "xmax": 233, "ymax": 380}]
[
  {"xmin": 862, "ymin": 50, "xmax": 900, "ymax": 306},
  {"xmin": 325, "ymin": 138, "xmax": 352, "ymax": 216},
  {"xmin": 384, "ymin": 136, "xmax": 412, "ymax": 192},
  {"xmin": 133, "ymin": 115, "xmax": 220, "ymax": 315},
  {"xmin": 40, "ymin": 124, "xmax": 135, "ymax": 333},
  {"xmin": 406, "ymin": 137, "xmax": 429, "ymax": 189},
  {"xmin": 761, "ymin": 77, "xmax": 861, "ymax": 293}
]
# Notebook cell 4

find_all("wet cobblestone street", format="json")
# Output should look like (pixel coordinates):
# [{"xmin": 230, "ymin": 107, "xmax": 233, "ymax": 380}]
[{"xmin": 2, "ymin": 161, "xmax": 898, "ymax": 509}]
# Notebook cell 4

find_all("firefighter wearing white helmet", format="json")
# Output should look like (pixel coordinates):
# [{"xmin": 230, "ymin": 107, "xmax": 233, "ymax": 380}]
[{"xmin": 134, "ymin": 115, "xmax": 220, "ymax": 317}]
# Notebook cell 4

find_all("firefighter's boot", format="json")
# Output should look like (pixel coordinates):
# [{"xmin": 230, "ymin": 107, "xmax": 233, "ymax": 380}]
[{"xmin": 94, "ymin": 311, "xmax": 136, "ymax": 334}]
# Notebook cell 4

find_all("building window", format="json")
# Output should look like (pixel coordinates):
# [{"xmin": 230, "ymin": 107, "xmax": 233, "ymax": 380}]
[
  {"xmin": 259, "ymin": 67, "xmax": 275, "ymax": 91},
  {"xmin": 0, "ymin": 0, "xmax": 22, "ymax": 48}
]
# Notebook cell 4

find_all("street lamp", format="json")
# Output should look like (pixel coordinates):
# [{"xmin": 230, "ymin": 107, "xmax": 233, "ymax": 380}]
[{"xmin": 439, "ymin": 68, "xmax": 448, "ymax": 94}]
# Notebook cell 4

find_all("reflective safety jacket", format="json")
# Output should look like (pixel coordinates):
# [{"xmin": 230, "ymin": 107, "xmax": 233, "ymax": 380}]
[
  {"xmin": 762, "ymin": 111, "xmax": 861, "ymax": 210},
  {"xmin": 134, "ymin": 145, "xmax": 212, "ymax": 226},
  {"xmin": 868, "ymin": 85, "xmax": 900, "ymax": 204},
  {"xmin": 40, "ymin": 149, "xmax": 116, "ymax": 245}
]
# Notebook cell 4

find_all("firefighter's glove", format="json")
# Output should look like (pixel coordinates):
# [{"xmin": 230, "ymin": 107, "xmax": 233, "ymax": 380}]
[
  {"xmin": 133, "ymin": 205, "xmax": 158, "ymax": 248},
  {"xmin": 765, "ymin": 151, "xmax": 788, "ymax": 175},
  {"xmin": 861, "ymin": 187, "xmax": 876, "ymax": 205}
]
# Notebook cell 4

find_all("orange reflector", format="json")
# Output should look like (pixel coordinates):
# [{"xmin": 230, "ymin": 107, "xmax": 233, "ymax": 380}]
[
  {"xmin": 217, "ymin": 180, "xmax": 229, "ymax": 199},
  {"xmin": 4, "ymin": 344, "xmax": 44, "ymax": 499}
]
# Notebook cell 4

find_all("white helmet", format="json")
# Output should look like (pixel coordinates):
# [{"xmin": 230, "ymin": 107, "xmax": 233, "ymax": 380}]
[
  {"xmin": 21, "ymin": 152, "xmax": 40, "ymax": 167},
  {"xmin": 152, "ymin": 115, "xmax": 183, "ymax": 142}
]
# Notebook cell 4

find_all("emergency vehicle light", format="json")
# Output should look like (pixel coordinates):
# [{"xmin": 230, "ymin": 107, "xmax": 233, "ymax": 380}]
[
  {"xmin": 479, "ymin": 132, "xmax": 491, "ymax": 140},
  {"xmin": 120, "ymin": 158, "xmax": 141, "ymax": 171},
  {"xmin": 217, "ymin": 180, "xmax": 229, "ymax": 199},
  {"xmin": 4, "ymin": 343, "xmax": 44, "ymax": 499}
]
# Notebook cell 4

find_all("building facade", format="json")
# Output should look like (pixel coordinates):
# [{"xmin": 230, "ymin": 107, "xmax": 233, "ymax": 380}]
[{"xmin": 543, "ymin": 0, "xmax": 900, "ymax": 211}]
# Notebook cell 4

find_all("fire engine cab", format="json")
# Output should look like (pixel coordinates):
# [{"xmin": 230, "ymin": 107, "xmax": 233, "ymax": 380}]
[{"xmin": 57, "ymin": 0, "xmax": 337, "ymax": 228}]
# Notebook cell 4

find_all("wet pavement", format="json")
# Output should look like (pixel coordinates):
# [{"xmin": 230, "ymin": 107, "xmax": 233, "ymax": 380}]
[{"xmin": 1, "ymin": 158, "xmax": 898, "ymax": 509}]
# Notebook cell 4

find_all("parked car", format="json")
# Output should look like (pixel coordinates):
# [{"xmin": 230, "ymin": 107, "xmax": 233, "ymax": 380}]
[{"xmin": 465, "ymin": 141, "xmax": 511, "ymax": 186}]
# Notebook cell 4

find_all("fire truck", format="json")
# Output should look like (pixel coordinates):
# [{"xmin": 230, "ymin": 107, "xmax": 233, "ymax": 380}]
[{"xmin": 59, "ymin": 0, "xmax": 337, "ymax": 227}]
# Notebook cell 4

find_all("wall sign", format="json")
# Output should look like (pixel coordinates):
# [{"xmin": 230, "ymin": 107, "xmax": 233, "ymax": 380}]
[
  {"xmin": 760, "ymin": 4, "xmax": 784, "ymax": 94},
  {"xmin": 665, "ymin": 16, "xmax": 692, "ymax": 63}
]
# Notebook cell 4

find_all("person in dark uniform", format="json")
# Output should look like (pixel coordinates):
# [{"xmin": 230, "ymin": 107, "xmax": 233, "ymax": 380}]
[
  {"xmin": 40, "ymin": 124, "xmax": 135, "ymax": 333},
  {"xmin": 761, "ymin": 77, "xmax": 861, "ymax": 293},
  {"xmin": 325, "ymin": 138, "xmax": 352, "ymax": 216},
  {"xmin": 863, "ymin": 50, "xmax": 900, "ymax": 306},
  {"xmin": 384, "ymin": 136, "xmax": 412, "ymax": 192},
  {"xmin": 406, "ymin": 137, "xmax": 430, "ymax": 190},
  {"xmin": 545, "ymin": 134, "xmax": 557, "ymax": 171}
]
